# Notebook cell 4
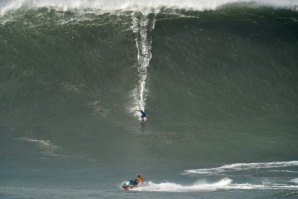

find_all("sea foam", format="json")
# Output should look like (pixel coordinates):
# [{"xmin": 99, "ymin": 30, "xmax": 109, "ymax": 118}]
[
  {"xmin": 128, "ymin": 178, "xmax": 298, "ymax": 192},
  {"xmin": 131, "ymin": 178, "xmax": 233, "ymax": 192}
]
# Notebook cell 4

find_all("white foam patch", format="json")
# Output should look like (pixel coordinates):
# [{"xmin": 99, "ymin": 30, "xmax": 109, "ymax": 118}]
[
  {"xmin": 290, "ymin": 178, "xmax": 298, "ymax": 184},
  {"xmin": 18, "ymin": 137, "xmax": 59, "ymax": 156},
  {"xmin": 184, "ymin": 161, "xmax": 298, "ymax": 175},
  {"xmin": 269, "ymin": 170, "xmax": 298, "ymax": 173},
  {"xmin": 1, "ymin": 0, "xmax": 298, "ymax": 16},
  {"xmin": 18, "ymin": 137, "xmax": 58, "ymax": 149}
]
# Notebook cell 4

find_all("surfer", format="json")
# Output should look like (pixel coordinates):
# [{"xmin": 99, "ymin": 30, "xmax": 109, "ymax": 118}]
[{"xmin": 138, "ymin": 110, "xmax": 146, "ymax": 123}]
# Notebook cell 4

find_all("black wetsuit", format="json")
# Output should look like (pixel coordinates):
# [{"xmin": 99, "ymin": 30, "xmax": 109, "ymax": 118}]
[{"xmin": 141, "ymin": 111, "xmax": 146, "ymax": 119}]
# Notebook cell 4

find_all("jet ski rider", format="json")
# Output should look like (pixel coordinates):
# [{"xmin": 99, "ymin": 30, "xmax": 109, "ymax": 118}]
[{"xmin": 136, "ymin": 175, "xmax": 144, "ymax": 185}]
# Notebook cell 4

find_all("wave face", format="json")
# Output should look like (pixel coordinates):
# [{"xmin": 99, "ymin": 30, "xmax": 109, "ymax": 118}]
[{"xmin": 1, "ymin": 2, "xmax": 298, "ymax": 199}]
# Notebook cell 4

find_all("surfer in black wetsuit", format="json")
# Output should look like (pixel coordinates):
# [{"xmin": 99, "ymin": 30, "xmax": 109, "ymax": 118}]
[{"xmin": 138, "ymin": 110, "xmax": 146, "ymax": 123}]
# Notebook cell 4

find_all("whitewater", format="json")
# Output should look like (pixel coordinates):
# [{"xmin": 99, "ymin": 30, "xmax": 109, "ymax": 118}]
[{"xmin": 1, "ymin": 0, "xmax": 298, "ymax": 15}]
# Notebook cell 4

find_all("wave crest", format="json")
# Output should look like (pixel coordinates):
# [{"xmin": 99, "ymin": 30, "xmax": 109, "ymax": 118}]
[{"xmin": 1, "ymin": 0, "xmax": 298, "ymax": 16}]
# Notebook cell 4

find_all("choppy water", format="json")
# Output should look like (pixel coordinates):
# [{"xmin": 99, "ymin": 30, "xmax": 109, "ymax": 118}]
[{"xmin": 1, "ymin": 0, "xmax": 298, "ymax": 198}]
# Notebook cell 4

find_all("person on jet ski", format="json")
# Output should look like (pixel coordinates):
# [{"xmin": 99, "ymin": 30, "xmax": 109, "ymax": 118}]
[{"xmin": 135, "ymin": 175, "xmax": 144, "ymax": 185}]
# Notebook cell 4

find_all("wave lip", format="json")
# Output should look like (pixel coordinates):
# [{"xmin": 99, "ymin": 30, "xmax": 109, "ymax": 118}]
[
  {"xmin": 1, "ymin": 0, "xmax": 298, "ymax": 16},
  {"xmin": 184, "ymin": 161, "xmax": 298, "ymax": 175}
]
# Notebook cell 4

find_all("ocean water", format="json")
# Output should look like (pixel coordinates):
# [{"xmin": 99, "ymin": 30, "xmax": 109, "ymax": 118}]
[{"xmin": 1, "ymin": 0, "xmax": 298, "ymax": 198}]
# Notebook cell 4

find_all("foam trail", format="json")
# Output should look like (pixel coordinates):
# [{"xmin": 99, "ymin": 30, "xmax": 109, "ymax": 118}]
[
  {"xmin": 130, "ymin": 12, "xmax": 155, "ymax": 118},
  {"xmin": 17, "ymin": 137, "xmax": 59, "ymax": 156},
  {"xmin": 129, "ymin": 178, "xmax": 298, "ymax": 192},
  {"xmin": 132, "ymin": 178, "xmax": 233, "ymax": 192},
  {"xmin": 184, "ymin": 161, "xmax": 298, "ymax": 175}
]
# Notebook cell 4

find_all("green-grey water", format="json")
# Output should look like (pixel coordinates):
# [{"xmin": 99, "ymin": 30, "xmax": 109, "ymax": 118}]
[{"xmin": 1, "ymin": 2, "xmax": 298, "ymax": 199}]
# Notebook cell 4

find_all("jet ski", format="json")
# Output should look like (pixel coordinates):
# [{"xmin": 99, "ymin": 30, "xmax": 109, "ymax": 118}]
[{"xmin": 122, "ymin": 180, "xmax": 139, "ymax": 191}]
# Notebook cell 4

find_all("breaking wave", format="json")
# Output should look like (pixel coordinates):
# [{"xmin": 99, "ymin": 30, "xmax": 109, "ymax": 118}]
[{"xmin": 1, "ymin": 0, "xmax": 298, "ymax": 16}]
